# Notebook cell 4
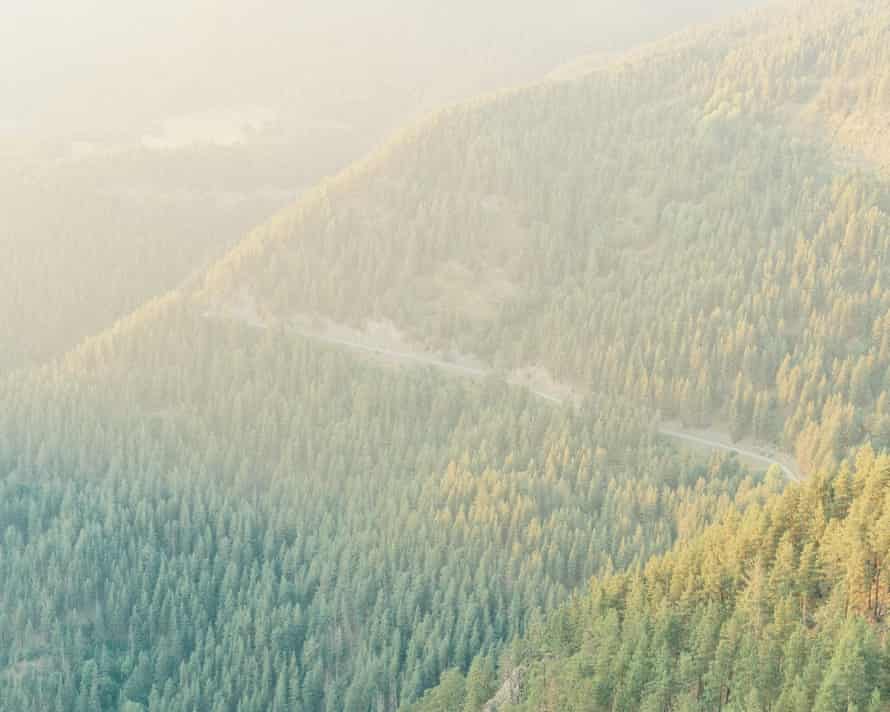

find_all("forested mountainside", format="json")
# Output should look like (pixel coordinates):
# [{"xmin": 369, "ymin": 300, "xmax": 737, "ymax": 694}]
[
  {"xmin": 0, "ymin": 2, "xmax": 759, "ymax": 377},
  {"xmin": 3, "ymin": 1, "xmax": 890, "ymax": 711},
  {"xmin": 412, "ymin": 446, "xmax": 890, "ymax": 712},
  {"xmin": 0, "ymin": 306, "xmax": 775, "ymax": 711},
  {"xmin": 200, "ymin": 0, "xmax": 890, "ymax": 477}
]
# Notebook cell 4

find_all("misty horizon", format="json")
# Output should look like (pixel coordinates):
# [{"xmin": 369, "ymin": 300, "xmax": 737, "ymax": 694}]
[{"xmin": 3, "ymin": 1, "xmax": 890, "ymax": 711}]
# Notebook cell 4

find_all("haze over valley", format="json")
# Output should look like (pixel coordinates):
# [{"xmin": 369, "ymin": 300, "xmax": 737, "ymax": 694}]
[{"xmin": 4, "ymin": 2, "xmax": 890, "ymax": 711}]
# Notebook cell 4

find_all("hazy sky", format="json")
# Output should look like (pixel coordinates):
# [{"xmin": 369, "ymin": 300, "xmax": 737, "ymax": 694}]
[{"xmin": 2, "ymin": 0, "xmax": 762, "ymax": 139}]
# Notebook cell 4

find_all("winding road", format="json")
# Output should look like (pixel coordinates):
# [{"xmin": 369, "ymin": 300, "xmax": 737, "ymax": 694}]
[
  {"xmin": 289, "ymin": 326, "xmax": 800, "ymax": 481},
  {"xmin": 214, "ymin": 309, "xmax": 800, "ymax": 481},
  {"xmin": 303, "ymin": 331, "xmax": 566, "ymax": 403}
]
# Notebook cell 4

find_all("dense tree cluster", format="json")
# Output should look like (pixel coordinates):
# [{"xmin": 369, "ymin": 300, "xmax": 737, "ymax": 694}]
[
  {"xmin": 0, "ymin": 309, "xmax": 770, "ymax": 711},
  {"xmin": 413, "ymin": 446, "xmax": 890, "ymax": 711},
  {"xmin": 2, "ymin": 1, "xmax": 890, "ymax": 710},
  {"xmin": 200, "ymin": 0, "xmax": 890, "ymax": 476}
]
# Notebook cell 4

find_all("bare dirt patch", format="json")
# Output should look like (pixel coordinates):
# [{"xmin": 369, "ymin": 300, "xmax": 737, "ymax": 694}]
[{"xmin": 290, "ymin": 314, "xmax": 491, "ymax": 375}]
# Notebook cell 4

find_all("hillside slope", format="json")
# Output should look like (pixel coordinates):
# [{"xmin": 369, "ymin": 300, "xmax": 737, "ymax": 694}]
[
  {"xmin": 0, "ymin": 301, "xmax": 774, "ymax": 711},
  {"xmin": 2, "ymin": 1, "xmax": 890, "ymax": 711},
  {"xmin": 0, "ymin": 1, "xmax": 761, "ymax": 376},
  {"xmin": 198, "ymin": 0, "xmax": 890, "ymax": 476},
  {"xmin": 411, "ymin": 445, "xmax": 890, "ymax": 712}
]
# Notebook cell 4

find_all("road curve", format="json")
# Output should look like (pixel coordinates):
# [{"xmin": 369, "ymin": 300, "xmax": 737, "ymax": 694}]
[{"xmin": 659, "ymin": 428, "xmax": 799, "ymax": 482}]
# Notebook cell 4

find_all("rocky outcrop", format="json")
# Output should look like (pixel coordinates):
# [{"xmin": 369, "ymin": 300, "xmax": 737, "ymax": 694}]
[{"xmin": 482, "ymin": 666, "xmax": 525, "ymax": 712}]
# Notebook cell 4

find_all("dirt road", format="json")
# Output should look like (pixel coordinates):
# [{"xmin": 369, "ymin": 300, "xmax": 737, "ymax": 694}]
[
  {"xmin": 215, "ymin": 309, "xmax": 800, "ymax": 481},
  {"xmin": 294, "ymin": 327, "xmax": 800, "ymax": 480},
  {"xmin": 658, "ymin": 427, "xmax": 799, "ymax": 481}
]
